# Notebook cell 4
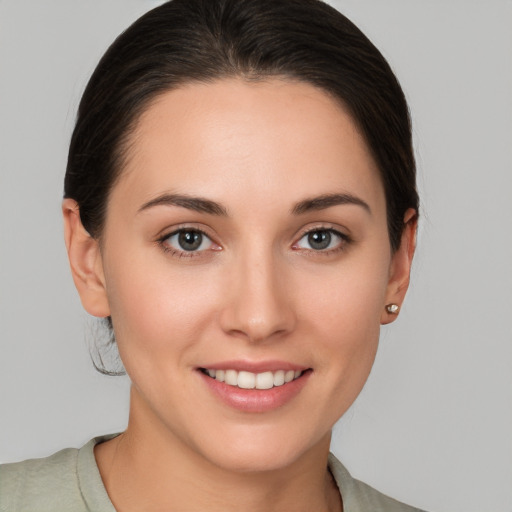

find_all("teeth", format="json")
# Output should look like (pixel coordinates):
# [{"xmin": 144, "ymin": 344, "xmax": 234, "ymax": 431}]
[
  {"xmin": 284, "ymin": 370, "xmax": 295, "ymax": 383},
  {"xmin": 203, "ymin": 368, "xmax": 304, "ymax": 389},
  {"xmin": 256, "ymin": 371, "xmax": 274, "ymax": 390},
  {"xmin": 225, "ymin": 369, "xmax": 238, "ymax": 386},
  {"xmin": 238, "ymin": 371, "xmax": 255, "ymax": 389},
  {"xmin": 273, "ymin": 370, "xmax": 285, "ymax": 387}
]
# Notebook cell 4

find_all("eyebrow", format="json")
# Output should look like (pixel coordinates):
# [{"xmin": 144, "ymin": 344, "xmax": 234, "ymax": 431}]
[
  {"xmin": 138, "ymin": 193, "xmax": 228, "ymax": 216},
  {"xmin": 291, "ymin": 193, "xmax": 371, "ymax": 215},
  {"xmin": 138, "ymin": 191, "xmax": 370, "ymax": 217}
]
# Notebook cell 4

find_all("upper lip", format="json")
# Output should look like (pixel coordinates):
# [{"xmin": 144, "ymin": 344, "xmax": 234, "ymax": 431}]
[{"xmin": 198, "ymin": 360, "xmax": 309, "ymax": 373}]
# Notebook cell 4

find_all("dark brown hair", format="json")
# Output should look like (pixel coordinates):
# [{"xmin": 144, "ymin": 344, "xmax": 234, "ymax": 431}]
[
  {"xmin": 65, "ymin": 0, "xmax": 418, "ymax": 250},
  {"xmin": 64, "ymin": 0, "xmax": 418, "ymax": 374}
]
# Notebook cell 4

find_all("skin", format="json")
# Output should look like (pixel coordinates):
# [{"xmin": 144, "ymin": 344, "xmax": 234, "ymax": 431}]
[{"xmin": 63, "ymin": 78, "xmax": 416, "ymax": 512}]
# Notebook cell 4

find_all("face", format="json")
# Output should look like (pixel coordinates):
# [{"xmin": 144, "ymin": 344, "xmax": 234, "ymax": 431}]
[{"xmin": 72, "ymin": 78, "xmax": 412, "ymax": 472}]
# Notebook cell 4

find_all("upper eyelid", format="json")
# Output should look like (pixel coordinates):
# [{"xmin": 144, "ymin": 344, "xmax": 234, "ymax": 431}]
[
  {"xmin": 293, "ymin": 226, "xmax": 351, "ymax": 253},
  {"xmin": 158, "ymin": 227, "xmax": 218, "ymax": 257},
  {"xmin": 295, "ymin": 224, "xmax": 349, "ymax": 240},
  {"xmin": 297, "ymin": 229, "xmax": 347, "ymax": 244},
  {"xmin": 156, "ymin": 227, "xmax": 217, "ymax": 254},
  {"xmin": 163, "ymin": 228, "xmax": 213, "ymax": 243},
  {"xmin": 157, "ymin": 224, "xmax": 215, "ymax": 242}
]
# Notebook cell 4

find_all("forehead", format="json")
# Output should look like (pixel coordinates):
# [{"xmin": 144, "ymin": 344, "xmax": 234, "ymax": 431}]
[{"xmin": 111, "ymin": 78, "xmax": 384, "ymax": 216}]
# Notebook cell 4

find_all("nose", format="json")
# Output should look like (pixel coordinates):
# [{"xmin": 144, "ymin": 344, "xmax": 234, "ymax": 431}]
[{"xmin": 219, "ymin": 248, "xmax": 297, "ymax": 344}]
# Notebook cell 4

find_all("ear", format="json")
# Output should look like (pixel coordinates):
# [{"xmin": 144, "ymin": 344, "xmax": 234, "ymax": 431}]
[
  {"xmin": 381, "ymin": 208, "xmax": 417, "ymax": 325},
  {"xmin": 62, "ymin": 199, "xmax": 111, "ymax": 318}
]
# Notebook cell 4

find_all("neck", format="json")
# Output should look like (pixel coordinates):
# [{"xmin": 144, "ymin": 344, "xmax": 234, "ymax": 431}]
[{"xmin": 95, "ymin": 386, "xmax": 342, "ymax": 512}]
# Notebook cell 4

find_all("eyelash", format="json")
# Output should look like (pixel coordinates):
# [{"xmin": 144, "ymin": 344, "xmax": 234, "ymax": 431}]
[
  {"xmin": 157, "ymin": 227, "xmax": 217, "ymax": 259},
  {"xmin": 157, "ymin": 226, "xmax": 351, "ymax": 259},
  {"xmin": 292, "ymin": 226, "xmax": 351, "ymax": 256}
]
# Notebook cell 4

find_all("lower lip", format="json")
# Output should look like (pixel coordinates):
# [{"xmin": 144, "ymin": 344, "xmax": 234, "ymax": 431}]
[{"xmin": 199, "ymin": 370, "xmax": 311, "ymax": 413}]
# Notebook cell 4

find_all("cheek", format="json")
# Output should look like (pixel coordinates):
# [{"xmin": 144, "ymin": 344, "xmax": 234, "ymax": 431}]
[
  {"xmin": 296, "ymin": 252, "xmax": 389, "ymax": 405},
  {"xmin": 298, "ymin": 250, "xmax": 389, "ymax": 339},
  {"xmin": 103, "ymin": 251, "xmax": 223, "ymax": 371}
]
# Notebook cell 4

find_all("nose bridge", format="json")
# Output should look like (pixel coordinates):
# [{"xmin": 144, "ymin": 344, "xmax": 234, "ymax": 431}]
[{"xmin": 221, "ymin": 240, "xmax": 295, "ymax": 342}]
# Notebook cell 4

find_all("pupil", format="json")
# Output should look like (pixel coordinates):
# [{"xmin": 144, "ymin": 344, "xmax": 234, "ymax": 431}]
[
  {"xmin": 308, "ymin": 230, "xmax": 331, "ymax": 250},
  {"xmin": 178, "ymin": 231, "xmax": 202, "ymax": 251}
]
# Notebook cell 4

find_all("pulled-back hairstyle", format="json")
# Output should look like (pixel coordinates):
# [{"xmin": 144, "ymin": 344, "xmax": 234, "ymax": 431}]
[{"xmin": 64, "ymin": 0, "xmax": 418, "ymax": 374}]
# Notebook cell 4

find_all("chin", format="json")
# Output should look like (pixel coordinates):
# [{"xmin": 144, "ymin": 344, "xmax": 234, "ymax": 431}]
[
  {"xmin": 206, "ymin": 446, "xmax": 301, "ymax": 474},
  {"xmin": 194, "ymin": 423, "xmax": 330, "ymax": 474}
]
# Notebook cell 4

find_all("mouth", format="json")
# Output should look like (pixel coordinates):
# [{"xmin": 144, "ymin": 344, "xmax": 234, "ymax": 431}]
[
  {"xmin": 199, "ymin": 368, "xmax": 306, "ymax": 390},
  {"xmin": 198, "ymin": 365, "xmax": 312, "ymax": 412}
]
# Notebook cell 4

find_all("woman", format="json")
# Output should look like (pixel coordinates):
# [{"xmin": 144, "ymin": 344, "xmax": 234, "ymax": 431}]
[{"xmin": 1, "ymin": 0, "xmax": 423, "ymax": 510}]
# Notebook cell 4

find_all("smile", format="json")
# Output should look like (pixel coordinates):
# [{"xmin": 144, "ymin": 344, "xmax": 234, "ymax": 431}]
[{"xmin": 200, "ymin": 368, "xmax": 303, "ymax": 390}]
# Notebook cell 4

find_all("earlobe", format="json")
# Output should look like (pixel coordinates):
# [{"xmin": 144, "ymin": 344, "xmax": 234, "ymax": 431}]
[
  {"xmin": 62, "ymin": 199, "xmax": 111, "ymax": 318},
  {"xmin": 381, "ymin": 208, "xmax": 417, "ymax": 325}
]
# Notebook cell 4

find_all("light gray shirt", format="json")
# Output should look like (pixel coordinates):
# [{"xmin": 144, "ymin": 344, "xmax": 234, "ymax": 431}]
[{"xmin": 0, "ymin": 434, "xmax": 427, "ymax": 511}]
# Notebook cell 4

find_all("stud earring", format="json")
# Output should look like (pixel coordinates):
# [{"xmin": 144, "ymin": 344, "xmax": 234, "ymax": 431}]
[{"xmin": 385, "ymin": 304, "xmax": 400, "ymax": 314}]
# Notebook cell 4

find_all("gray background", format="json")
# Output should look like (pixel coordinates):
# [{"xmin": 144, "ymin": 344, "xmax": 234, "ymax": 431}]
[{"xmin": 1, "ymin": 1, "xmax": 511, "ymax": 511}]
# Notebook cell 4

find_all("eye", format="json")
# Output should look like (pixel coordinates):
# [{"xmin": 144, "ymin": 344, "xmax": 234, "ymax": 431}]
[
  {"xmin": 163, "ymin": 229, "xmax": 214, "ymax": 252},
  {"xmin": 294, "ymin": 228, "xmax": 346, "ymax": 251}
]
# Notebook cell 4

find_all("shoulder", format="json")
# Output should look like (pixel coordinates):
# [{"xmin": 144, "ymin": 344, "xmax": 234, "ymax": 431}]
[
  {"xmin": 0, "ymin": 446, "xmax": 83, "ymax": 511},
  {"xmin": 328, "ymin": 453, "xmax": 428, "ymax": 512},
  {"xmin": 0, "ymin": 435, "xmax": 117, "ymax": 512}
]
